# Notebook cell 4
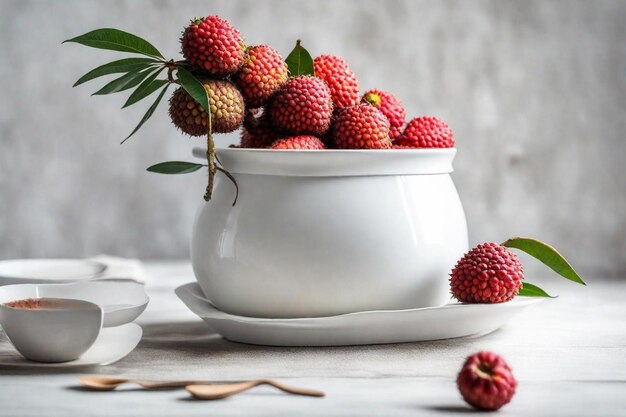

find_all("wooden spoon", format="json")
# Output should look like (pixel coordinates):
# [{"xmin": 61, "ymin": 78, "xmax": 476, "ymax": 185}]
[
  {"xmin": 80, "ymin": 375, "xmax": 211, "ymax": 391},
  {"xmin": 80, "ymin": 376, "xmax": 325, "ymax": 399},
  {"xmin": 186, "ymin": 379, "xmax": 325, "ymax": 400}
]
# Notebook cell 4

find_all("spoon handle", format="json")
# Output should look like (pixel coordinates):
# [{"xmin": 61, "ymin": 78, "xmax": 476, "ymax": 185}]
[
  {"xmin": 186, "ymin": 379, "xmax": 325, "ymax": 400},
  {"xmin": 79, "ymin": 376, "xmax": 226, "ymax": 391},
  {"xmin": 136, "ymin": 380, "xmax": 209, "ymax": 389},
  {"xmin": 187, "ymin": 381, "xmax": 258, "ymax": 399},
  {"xmin": 262, "ymin": 379, "xmax": 325, "ymax": 397}
]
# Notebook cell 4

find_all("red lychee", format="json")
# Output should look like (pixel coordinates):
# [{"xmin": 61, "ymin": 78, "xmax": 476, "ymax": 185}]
[
  {"xmin": 181, "ymin": 16, "xmax": 245, "ymax": 76},
  {"xmin": 235, "ymin": 45, "xmax": 288, "ymax": 108},
  {"xmin": 269, "ymin": 75, "xmax": 333, "ymax": 136},
  {"xmin": 395, "ymin": 116, "xmax": 454, "ymax": 148},
  {"xmin": 449, "ymin": 242, "xmax": 524, "ymax": 303},
  {"xmin": 362, "ymin": 90, "xmax": 406, "ymax": 139},
  {"xmin": 332, "ymin": 104, "xmax": 392, "ymax": 149},
  {"xmin": 313, "ymin": 55, "xmax": 359, "ymax": 109},
  {"xmin": 270, "ymin": 136, "xmax": 325, "ymax": 150},
  {"xmin": 457, "ymin": 351, "xmax": 517, "ymax": 411},
  {"xmin": 168, "ymin": 79, "xmax": 245, "ymax": 136}
]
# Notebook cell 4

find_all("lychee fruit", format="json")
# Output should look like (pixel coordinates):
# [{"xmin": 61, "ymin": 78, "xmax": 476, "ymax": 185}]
[
  {"xmin": 449, "ymin": 242, "xmax": 524, "ymax": 303},
  {"xmin": 181, "ymin": 16, "xmax": 245, "ymax": 76},
  {"xmin": 332, "ymin": 104, "xmax": 392, "ymax": 149},
  {"xmin": 395, "ymin": 116, "xmax": 455, "ymax": 148},
  {"xmin": 269, "ymin": 75, "xmax": 333, "ymax": 136},
  {"xmin": 235, "ymin": 45, "xmax": 289, "ymax": 108},
  {"xmin": 362, "ymin": 90, "xmax": 406, "ymax": 139},
  {"xmin": 313, "ymin": 55, "xmax": 359, "ymax": 109},
  {"xmin": 270, "ymin": 136, "xmax": 325, "ymax": 150},
  {"xmin": 168, "ymin": 79, "xmax": 245, "ymax": 136},
  {"xmin": 240, "ymin": 114, "xmax": 282, "ymax": 148},
  {"xmin": 457, "ymin": 351, "xmax": 517, "ymax": 411}
]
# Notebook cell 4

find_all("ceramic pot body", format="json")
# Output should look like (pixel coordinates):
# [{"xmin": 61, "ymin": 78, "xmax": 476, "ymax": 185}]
[{"xmin": 191, "ymin": 148, "xmax": 468, "ymax": 318}]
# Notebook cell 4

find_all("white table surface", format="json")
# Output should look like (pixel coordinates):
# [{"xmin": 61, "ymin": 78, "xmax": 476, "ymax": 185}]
[{"xmin": 1, "ymin": 261, "xmax": 625, "ymax": 417}]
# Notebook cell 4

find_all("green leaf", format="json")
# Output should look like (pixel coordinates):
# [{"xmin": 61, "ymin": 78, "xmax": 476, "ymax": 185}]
[
  {"xmin": 502, "ymin": 237, "xmax": 586, "ymax": 285},
  {"xmin": 73, "ymin": 58, "xmax": 159, "ymax": 87},
  {"xmin": 92, "ymin": 67, "xmax": 158, "ymax": 96},
  {"xmin": 285, "ymin": 40, "xmax": 314, "ymax": 77},
  {"xmin": 64, "ymin": 28, "xmax": 164, "ymax": 58},
  {"xmin": 517, "ymin": 282, "xmax": 557, "ymax": 298},
  {"xmin": 176, "ymin": 66, "xmax": 209, "ymax": 112},
  {"xmin": 121, "ymin": 84, "xmax": 169, "ymax": 143},
  {"xmin": 122, "ymin": 69, "xmax": 167, "ymax": 108},
  {"xmin": 147, "ymin": 161, "xmax": 205, "ymax": 174}
]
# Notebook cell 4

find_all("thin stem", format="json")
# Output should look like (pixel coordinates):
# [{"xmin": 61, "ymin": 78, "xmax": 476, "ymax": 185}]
[
  {"xmin": 165, "ymin": 59, "xmax": 185, "ymax": 84},
  {"xmin": 216, "ymin": 166, "xmax": 239, "ymax": 206},
  {"xmin": 204, "ymin": 131, "xmax": 215, "ymax": 201}
]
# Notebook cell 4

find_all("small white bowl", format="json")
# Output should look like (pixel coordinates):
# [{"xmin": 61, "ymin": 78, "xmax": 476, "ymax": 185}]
[
  {"xmin": 0, "ymin": 281, "xmax": 148, "ymax": 327},
  {"xmin": 0, "ymin": 298, "xmax": 102, "ymax": 363}
]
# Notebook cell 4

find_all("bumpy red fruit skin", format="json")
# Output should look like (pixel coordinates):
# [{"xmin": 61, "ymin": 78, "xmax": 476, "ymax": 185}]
[
  {"xmin": 240, "ymin": 115, "xmax": 282, "ymax": 148},
  {"xmin": 362, "ymin": 90, "xmax": 406, "ymax": 139},
  {"xmin": 269, "ymin": 76, "xmax": 333, "ymax": 136},
  {"xmin": 450, "ymin": 242, "xmax": 524, "ymax": 303},
  {"xmin": 181, "ymin": 16, "xmax": 245, "ymax": 76},
  {"xmin": 270, "ymin": 136, "xmax": 325, "ymax": 150},
  {"xmin": 332, "ymin": 104, "xmax": 392, "ymax": 149},
  {"xmin": 396, "ymin": 116, "xmax": 454, "ymax": 148},
  {"xmin": 313, "ymin": 55, "xmax": 359, "ymax": 109},
  {"xmin": 235, "ymin": 45, "xmax": 288, "ymax": 108},
  {"xmin": 168, "ymin": 79, "xmax": 245, "ymax": 136},
  {"xmin": 457, "ymin": 351, "xmax": 517, "ymax": 411}
]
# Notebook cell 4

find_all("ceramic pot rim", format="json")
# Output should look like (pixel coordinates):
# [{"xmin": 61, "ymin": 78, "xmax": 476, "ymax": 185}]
[{"xmin": 210, "ymin": 147, "xmax": 456, "ymax": 177}]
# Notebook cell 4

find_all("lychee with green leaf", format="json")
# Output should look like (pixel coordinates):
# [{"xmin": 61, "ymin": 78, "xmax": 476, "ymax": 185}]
[
  {"xmin": 450, "ymin": 237, "xmax": 586, "ymax": 303},
  {"xmin": 168, "ymin": 79, "xmax": 245, "ymax": 136},
  {"xmin": 181, "ymin": 16, "xmax": 246, "ymax": 77}
]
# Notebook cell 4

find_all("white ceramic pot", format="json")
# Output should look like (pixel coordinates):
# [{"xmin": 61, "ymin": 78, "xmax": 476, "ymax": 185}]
[{"xmin": 191, "ymin": 148, "xmax": 468, "ymax": 318}]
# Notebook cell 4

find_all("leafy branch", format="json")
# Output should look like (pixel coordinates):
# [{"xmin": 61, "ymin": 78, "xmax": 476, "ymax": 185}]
[{"xmin": 65, "ymin": 27, "xmax": 238, "ymax": 202}]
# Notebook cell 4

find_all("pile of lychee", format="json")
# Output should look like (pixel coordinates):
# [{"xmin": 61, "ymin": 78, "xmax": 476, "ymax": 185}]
[{"xmin": 169, "ymin": 16, "xmax": 455, "ymax": 150}]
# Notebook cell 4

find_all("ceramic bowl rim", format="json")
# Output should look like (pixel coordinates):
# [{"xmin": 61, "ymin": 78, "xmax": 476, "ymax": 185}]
[
  {"xmin": 0, "ymin": 281, "xmax": 149, "ymax": 322},
  {"xmin": 198, "ymin": 147, "xmax": 457, "ymax": 177}
]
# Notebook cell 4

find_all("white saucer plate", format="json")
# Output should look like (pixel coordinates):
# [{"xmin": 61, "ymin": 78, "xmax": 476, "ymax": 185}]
[
  {"xmin": 0, "ymin": 323, "xmax": 142, "ymax": 368},
  {"xmin": 176, "ymin": 282, "xmax": 545, "ymax": 346},
  {"xmin": 0, "ymin": 259, "xmax": 107, "ymax": 285},
  {"xmin": 0, "ymin": 281, "xmax": 149, "ymax": 327}
]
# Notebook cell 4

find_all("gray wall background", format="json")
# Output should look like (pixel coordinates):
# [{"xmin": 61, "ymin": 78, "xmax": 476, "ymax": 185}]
[{"xmin": 1, "ymin": 0, "xmax": 625, "ymax": 278}]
